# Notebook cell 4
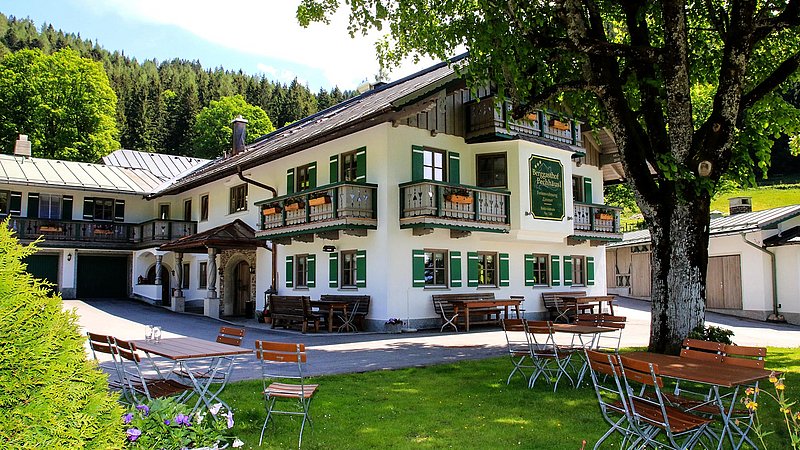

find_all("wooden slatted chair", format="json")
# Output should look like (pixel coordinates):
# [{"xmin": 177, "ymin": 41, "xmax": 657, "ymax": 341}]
[
  {"xmin": 112, "ymin": 338, "xmax": 193, "ymax": 404},
  {"xmin": 618, "ymin": 355, "xmax": 714, "ymax": 450},
  {"xmin": 575, "ymin": 314, "xmax": 627, "ymax": 352},
  {"xmin": 585, "ymin": 350, "xmax": 634, "ymax": 450},
  {"xmin": 502, "ymin": 319, "xmax": 536, "ymax": 385},
  {"xmin": 527, "ymin": 320, "xmax": 576, "ymax": 391},
  {"xmin": 670, "ymin": 338, "xmax": 724, "ymax": 407},
  {"xmin": 86, "ymin": 332, "xmax": 125, "ymax": 393},
  {"xmin": 175, "ymin": 326, "xmax": 246, "ymax": 384},
  {"xmin": 255, "ymin": 340, "xmax": 319, "ymax": 448},
  {"xmin": 216, "ymin": 326, "xmax": 246, "ymax": 346}
]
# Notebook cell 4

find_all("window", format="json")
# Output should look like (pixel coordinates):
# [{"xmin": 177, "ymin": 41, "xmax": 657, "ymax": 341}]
[
  {"xmin": 422, "ymin": 148, "xmax": 446, "ymax": 181},
  {"xmin": 200, "ymin": 194, "xmax": 209, "ymax": 221},
  {"xmin": 476, "ymin": 153, "xmax": 507, "ymax": 188},
  {"xmin": 341, "ymin": 250, "xmax": 357, "ymax": 288},
  {"xmin": 159, "ymin": 204, "xmax": 171, "ymax": 220},
  {"xmin": 94, "ymin": 198, "xmax": 114, "ymax": 221},
  {"xmin": 572, "ymin": 176, "xmax": 585, "ymax": 203},
  {"xmin": 0, "ymin": 191, "xmax": 8, "ymax": 214},
  {"xmin": 39, "ymin": 194, "xmax": 62, "ymax": 219},
  {"xmin": 533, "ymin": 254, "xmax": 549, "ymax": 285},
  {"xmin": 183, "ymin": 199, "xmax": 192, "ymax": 221},
  {"xmin": 573, "ymin": 255, "xmax": 585, "ymax": 286},
  {"xmin": 341, "ymin": 150, "xmax": 358, "ymax": 182},
  {"xmin": 296, "ymin": 164, "xmax": 314, "ymax": 191},
  {"xmin": 229, "ymin": 184, "xmax": 248, "ymax": 213},
  {"xmin": 182, "ymin": 263, "xmax": 190, "ymax": 289},
  {"xmin": 199, "ymin": 262, "xmax": 207, "ymax": 289},
  {"xmin": 424, "ymin": 250, "xmax": 448, "ymax": 287},
  {"xmin": 295, "ymin": 254, "xmax": 309, "ymax": 288},
  {"xmin": 477, "ymin": 252, "xmax": 497, "ymax": 286}
]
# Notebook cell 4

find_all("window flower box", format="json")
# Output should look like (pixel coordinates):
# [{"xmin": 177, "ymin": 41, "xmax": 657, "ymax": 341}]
[
  {"xmin": 548, "ymin": 118, "xmax": 571, "ymax": 131},
  {"xmin": 39, "ymin": 225, "xmax": 63, "ymax": 233},
  {"xmin": 262, "ymin": 206, "xmax": 281, "ymax": 216},
  {"xmin": 445, "ymin": 194, "xmax": 473, "ymax": 204},
  {"xmin": 308, "ymin": 195, "xmax": 331, "ymax": 207},
  {"xmin": 284, "ymin": 198, "xmax": 304, "ymax": 212},
  {"xmin": 595, "ymin": 212, "xmax": 614, "ymax": 221}
]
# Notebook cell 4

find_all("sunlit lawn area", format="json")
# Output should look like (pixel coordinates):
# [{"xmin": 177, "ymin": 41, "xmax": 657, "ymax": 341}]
[{"xmin": 222, "ymin": 347, "xmax": 800, "ymax": 449}]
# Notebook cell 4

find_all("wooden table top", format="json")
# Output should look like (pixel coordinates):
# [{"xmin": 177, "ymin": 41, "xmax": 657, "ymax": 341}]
[
  {"xmin": 310, "ymin": 300, "xmax": 349, "ymax": 307},
  {"xmin": 552, "ymin": 324, "xmax": 618, "ymax": 334},
  {"xmin": 131, "ymin": 337, "xmax": 252, "ymax": 360},
  {"xmin": 447, "ymin": 298, "xmax": 523, "ymax": 307},
  {"xmin": 624, "ymin": 351, "xmax": 773, "ymax": 388}
]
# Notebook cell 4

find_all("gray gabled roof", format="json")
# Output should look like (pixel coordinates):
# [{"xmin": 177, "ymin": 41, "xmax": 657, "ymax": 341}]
[
  {"xmin": 103, "ymin": 149, "xmax": 209, "ymax": 181},
  {"xmin": 151, "ymin": 54, "xmax": 467, "ymax": 197},
  {"xmin": 0, "ymin": 153, "xmax": 163, "ymax": 195},
  {"xmin": 609, "ymin": 204, "xmax": 800, "ymax": 247}
]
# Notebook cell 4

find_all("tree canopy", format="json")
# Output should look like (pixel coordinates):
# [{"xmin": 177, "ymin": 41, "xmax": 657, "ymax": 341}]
[
  {"xmin": 299, "ymin": 0, "xmax": 800, "ymax": 352},
  {"xmin": 193, "ymin": 95, "xmax": 275, "ymax": 158}
]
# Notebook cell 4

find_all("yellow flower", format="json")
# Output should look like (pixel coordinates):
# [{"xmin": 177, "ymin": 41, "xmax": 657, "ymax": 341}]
[
  {"xmin": 769, "ymin": 376, "xmax": 778, "ymax": 384},
  {"xmin": 796, "ymin": 412, "xmax": 800, "ymax": 421},
  {"xmin": 776, "ymin": 381, "xmax": 785, "ymax": 391},
  {"xmin": 746, "ymin": 401, "xmax": 758, "ymax": 412},
  {"xmin": 745, "ymin": 387, "xmax": 755, "ymax": 396},
  {"xmin": 781, "ymin": 407, "xmax": 790, "ymax": 414}
]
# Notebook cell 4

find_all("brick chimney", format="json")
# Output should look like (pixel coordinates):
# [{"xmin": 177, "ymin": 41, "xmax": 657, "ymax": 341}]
[
  {"xmin": 729, "ymin": 197, "xmax": 752, "ymax": 215},
  {"xmin": 230, "ymin": 115, "xmax": 248, "ymax": 157},
  {"xmin": 14, "ymin": 134, "xmax": 31, "ymax": 157}
]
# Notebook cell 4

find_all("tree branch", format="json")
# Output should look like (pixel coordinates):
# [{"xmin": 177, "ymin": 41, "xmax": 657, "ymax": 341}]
[
  {"xmin": 739, "ymin": 50, "xmax": 800, "ymax": 115},
  {"xmin": 704, "ymin": 0, "xmax": 729, "ymax": 42},
  {"xmin": 512, "ymin": 80, "xmax": 591, "ymax": 116},
  {"xmin": 523, "ymin": 32, "xmax": 661, "ymax": 62},
  {"xmin": 754, "ymin": 0, "xmax": 800, "ymax": 39}
]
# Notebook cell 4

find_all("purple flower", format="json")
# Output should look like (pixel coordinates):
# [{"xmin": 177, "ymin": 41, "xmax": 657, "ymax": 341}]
[
  {"xmin": 174, "ymin": 414, "xmax": 191, "ymax": 427},
  {"xmin": 135, "ymin": 404, "xmax": 150, "ymax": 416},
  {"xmin": 225, "ymin": 410, "xmax": 234, "ymax": 429},
  {"xmin": 126, "ymin": 428, "xmax": 141, "ymax": 441},
  {"xmin": 164, "ymin": 419, "xmax": 171, "ymax": 425},
  {"xmin": 122, "ymin": 413, "xmax": 134, "ymax": 424}
]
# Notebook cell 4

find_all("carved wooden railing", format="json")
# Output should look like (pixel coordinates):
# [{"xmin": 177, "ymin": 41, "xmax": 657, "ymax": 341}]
[
  {"xmin": 399, "ymin": 180, "xmax": 510, "ymax": 226},
  {"xmin": 573, "ymin": 202, "xmax": 622, "ymax": 234},
  {"xmin": 257, "ymin": 182, "xmax": 377, "ymax": 231}
]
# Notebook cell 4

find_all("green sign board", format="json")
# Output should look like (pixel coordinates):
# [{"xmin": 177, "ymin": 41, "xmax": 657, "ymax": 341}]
[{"xmin": 529, "ymin": 155, "xmax": 564, "ymax": 220}]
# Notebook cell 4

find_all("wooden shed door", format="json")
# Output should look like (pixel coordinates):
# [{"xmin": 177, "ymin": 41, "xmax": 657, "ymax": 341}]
[
  {"xmin": 706, "ymin": 255, "xmax": 742, "ymax": 309},
  {"xmin": 631, "ymin": 253, "xmax": 651, "ymax": 297}
]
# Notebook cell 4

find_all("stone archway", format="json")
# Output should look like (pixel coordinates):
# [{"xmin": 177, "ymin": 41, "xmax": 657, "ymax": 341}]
[{"xmin": 220, "ymin": 249, "xmax": 256, "ymax": 317}]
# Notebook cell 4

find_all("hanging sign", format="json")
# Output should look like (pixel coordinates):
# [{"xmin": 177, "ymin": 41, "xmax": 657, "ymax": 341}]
[{"xmin": 529, "ymin": 155, "xmax": 565, "ymax": 220}]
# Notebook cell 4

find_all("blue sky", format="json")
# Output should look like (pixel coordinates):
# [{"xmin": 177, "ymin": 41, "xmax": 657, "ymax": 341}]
[{"xmin": 0, "ymin": 0, "xmax": 433, "ymax": 91}]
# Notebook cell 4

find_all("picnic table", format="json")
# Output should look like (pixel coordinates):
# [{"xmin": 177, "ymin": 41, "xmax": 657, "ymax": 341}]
[
  {"xmin": 310, "ymin": 299, "xmax": 349, "ymax": 333},
  {"xmin": 448, "ymin": 298, "xmax": 523, "ymax": 332},
  {"xmin": 132, "ymin": 337, "xmax": 252, "ymax": 411},
  {"xmin": 558, "ymin": 294, "xmax": 616, "ymax": 318},
  {"xmin": 551, "ymin": 323, "xmax": 618, "ymax": 385}
]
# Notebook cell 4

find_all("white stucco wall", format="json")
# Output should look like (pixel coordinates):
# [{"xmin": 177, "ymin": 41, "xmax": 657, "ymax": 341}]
[{"xmin": 774, "ymin": 245, "xmax": 800, "ymax": 316}]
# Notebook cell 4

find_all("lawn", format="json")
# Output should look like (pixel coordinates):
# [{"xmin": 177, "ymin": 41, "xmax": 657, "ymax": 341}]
[
  {"xmin": 710, "ymin": 183, "xmax": 800, "ymax": 214},
  {"xmin": 221, "ymin": 347, "xmax": 800, "ymax": 449}
]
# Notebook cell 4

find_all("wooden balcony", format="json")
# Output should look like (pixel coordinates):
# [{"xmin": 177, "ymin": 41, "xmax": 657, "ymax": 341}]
[
  {"xmin": 570, "ymin": 202, "xmax": 623, "ymax": 243},
  {"xmin": 400, "ymin": 181, "xmax": 511, "ymax": 235},
  {"xmin": 255, "ymin": 182, "xmax": 378, "ymax": 243},
  {"xmin": 466, "ymin": 97, "xmax": 583, "ymax": 148},
  {"xmin": 7, "ymin": 217, "xmax": 197, "ymax": 249}
]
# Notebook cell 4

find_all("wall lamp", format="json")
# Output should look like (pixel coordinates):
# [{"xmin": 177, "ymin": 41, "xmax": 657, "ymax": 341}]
[
  {"xmin": 249, "ymin": 266, "xmax": 256, "ymax": 274},
  {"xmin": 322, "ymin": 245, "xmax": 336, "ymax": 253},
  {"xmin": 66, "ymin": 252, "xmax": 72, "ymax": 262}
]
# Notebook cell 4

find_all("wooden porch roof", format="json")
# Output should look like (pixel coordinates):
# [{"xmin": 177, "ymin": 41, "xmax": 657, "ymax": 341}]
[{"xmin": 159, "ymin": 219, "xmax": 265, "ymax": 253}]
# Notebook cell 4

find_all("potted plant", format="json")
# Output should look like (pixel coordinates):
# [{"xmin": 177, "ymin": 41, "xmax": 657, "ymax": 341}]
[
  {"xmin": 262, "ymin": 202, "xmax": 281, "ymax": 216},
  {"xmin": 595, "ymin": 210, "xmax": 614, "ymax": 221},
  {"xmin": 444, "ymin": 188, "xmax": 473, "ymax": 204},
  {"xmin": 385, "ymin": 318, "xmax": 403, "ymax": 333},
  {"xmin": 284, "ymin": 197, "xmax": 304, "ymax": 212},
  {"xmin": 308, "ymin": 193, "xmax": 331, "ymax": 207},
  {"xmin": 548, "ymin": 117, "xmax": 571, "ymax": 131}
]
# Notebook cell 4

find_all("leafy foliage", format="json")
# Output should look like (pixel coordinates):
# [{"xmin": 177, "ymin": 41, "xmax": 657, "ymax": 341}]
[
  {"xmin": 0, "ymin": 220, "xmax": 124, "ymax": 448},
  {"xmin": 193, "ymin": 95, "xmax": 275, "ymax": 158},
  {"xmin": 688, "ymin": 324, "xmax": 735, "ymax": 345}
]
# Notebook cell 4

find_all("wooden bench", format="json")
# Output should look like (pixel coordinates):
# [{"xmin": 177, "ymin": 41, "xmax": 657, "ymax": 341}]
[
  {"xmin": 269, "ymin": 295, "xmax": 320, "ymax": 333},
  {"xmin": 319, "ymin": 294, "xmax": 371, "ymax": 331},
  {"xmin": 431, "ymin": 293, "xmax": 504, "ymax": 331},
  {"xmin": 541, "ymin": 291, "xmax": 589, "ymax": 323}
]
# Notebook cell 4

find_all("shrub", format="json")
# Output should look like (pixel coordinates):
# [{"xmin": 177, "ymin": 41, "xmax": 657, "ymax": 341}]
[
  {"xmin": 0, "ymin": 220, "xmax": 124, "ymax": 448},
  {"xmin": 688, "ymin": 324, "xmax": 735, "ymax": 344}
]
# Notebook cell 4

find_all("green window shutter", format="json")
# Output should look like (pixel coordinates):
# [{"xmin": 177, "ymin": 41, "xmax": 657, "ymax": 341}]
[
  {"xmin": 355, "ymin": 147, "xmax": 367, "ymax": 182},
  {"xmin": 583, "ymin": 178, "xmax": 593, "ymax": 204},
  {"xmin": 329, "ymin": 252, "xmax": 338, "ymax": 288},
  {"xmin": 524, "ymin": 254, "xmax": 535, "ymax": 286},
  {"xmin": 448, "ymin": 152, "xmax": 460, "ymax": 184},
  {"xmin": 329, "ymin": 154, "xmax": 339, "ymax": 184},
  {"xmin": 286, "ymin": 168, "xmax": 295, "ymax": 195},
  {"xmin": 62, "ymin": 195, "xmax": 73, "ymax": 220},
  {"xmin": 412, "ymin": 249, "xmax": 426, "ymax": 287},
  {"xmin": 564, "ymin": 256, "xmax": 573, "ymax": 286},
  {"xmin": 587, "ymin": 256, "xmax": 595, "ymax": 286},
  {"xmin": 285, "ymin": 256, "xmax": 294, "ymax": 288},
  {"xmin": 467, "ymin": 252, "xmax": 479, "ymax": 287},
  {"xmin": 355, "ymin": 250, "xmax": 367, "ymax": 288},
  {"xmin": 449, "ymin": 251, "xmax": 462, "ymax": 287},
  {"xmin": 499, "ymin": 253, "xmax": 510, "ymax": 287},
  {"xmin": 82, "ymin": 198, "xmax": 94, "ymax": 220},
  {"xmin": 307, "ymin": 254, "xmax": 316, "ymax": 288},
  {"xmin": 27, "ymin": 193, "xmax": 39, "ymax": 218},
  {"xmin": 9, "ymin": 192, "xmax": 21, "ymax": 215},
  {"xmin": 114, "ymin": 199, "xmax": 125, "ymax": 222},
  {"xmin": 551, "ymin": 255, "xmax": 561, "ymax": 286},
  {"xmin": 308, "ymin": 162, "xmax": 317, "ymax": 189},
  {"xmin": 411, "ymin": 145, "xmax": 424, "ymax": 181}
]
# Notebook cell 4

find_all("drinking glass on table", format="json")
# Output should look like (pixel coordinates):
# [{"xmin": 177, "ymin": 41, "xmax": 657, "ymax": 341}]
[
  {"xmin": 153, "ymin": 326, "xmax": 162, "ymax": 343},
  {"xmin": 145, "ymin": 325, "xmax": 154, "ymax": 342}
]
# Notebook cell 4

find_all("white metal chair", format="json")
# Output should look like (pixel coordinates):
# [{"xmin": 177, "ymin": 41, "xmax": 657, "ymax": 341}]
[
  {"xmin": 112, "ymin": 338, "xmax": 193, "ymax": 405},
  {"xmin": 432, "ymin": 297, "xmax": 459, "ymax": 332},
  {"xmin": 527, "ymin": 320, "xmax": 576, "ymax": 391},
  {"xmin": 255, "ymin": 340, "xmax": 319, "ymax": 448},
  {"xmin": 501, "ymin": 319, "xmax": 536, "ymax": 385}
]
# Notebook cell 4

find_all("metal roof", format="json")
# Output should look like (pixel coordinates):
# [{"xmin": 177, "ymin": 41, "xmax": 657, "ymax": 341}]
[
  {"xmin": 0, "ymin": 153, "xmax": 163, "ymax": 195},
  {"xmin": 609, "ymin": 204, "xmax": 800, "ymax": 247},
  {"xmin": 102, "ymin": 149, "xmax": 209, "ymax": 181},
  {"xmin": 152, "ymin": 54, "xmax": 467, "ymax": 197},
  {"xmin": 764, "ymin": 226, "xmax": 800, "ymax": 247}
]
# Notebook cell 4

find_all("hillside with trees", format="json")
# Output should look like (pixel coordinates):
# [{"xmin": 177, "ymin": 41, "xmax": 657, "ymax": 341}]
[{"xmin": 0, "ymin": 14, "xmax": 354, "ymax": 159}]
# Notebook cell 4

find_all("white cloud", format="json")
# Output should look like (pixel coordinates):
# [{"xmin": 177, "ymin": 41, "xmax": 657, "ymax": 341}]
[
  {"xmin": 255, "ymin": 63, "xmax": 304, "ymax": 85},
  {"xmin": 77, "ymin": 0, "xmax": 439, "ymax": 89}
]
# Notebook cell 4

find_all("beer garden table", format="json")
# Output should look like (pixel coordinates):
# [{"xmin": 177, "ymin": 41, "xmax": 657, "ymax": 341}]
[{"xmin": 447, "ymin": 298, "xmax": 523, "ymax": 332}]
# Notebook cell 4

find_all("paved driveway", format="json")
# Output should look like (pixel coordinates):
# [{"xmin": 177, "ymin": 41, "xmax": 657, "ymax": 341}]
[{"xmin": 68, "ymin": 297, "xmax": 800, "ymax": 381}]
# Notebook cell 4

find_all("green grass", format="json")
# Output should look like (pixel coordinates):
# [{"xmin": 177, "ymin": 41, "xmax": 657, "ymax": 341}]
[
  {"xmin": 710, "ymin": 183, "xmax": 800, "ymax": 214},
  {"xmin": 221, "ymin": 347, "xmax": 800, "ymax": 449}
]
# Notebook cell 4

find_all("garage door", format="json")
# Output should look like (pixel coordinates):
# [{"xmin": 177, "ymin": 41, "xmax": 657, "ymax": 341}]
[
  {"xmin": 706, "ymin": 255, "xmax": 742, "ymax": 309},
  {"xmin": 24, "ymin": 254, "xmax": 59, "ymax": 290},
  {"xmin": 631, "ymin": 253, "xmax": 652, "ymax": 297},
  {"xmin": 77, "ymin": 255, "xmax": 128, "ymax": 298}
]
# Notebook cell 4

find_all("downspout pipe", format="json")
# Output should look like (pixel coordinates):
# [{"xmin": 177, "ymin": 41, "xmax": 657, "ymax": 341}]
[
  {"xmin": 237, "ymin": 165, "xmax": 279, "ymax": 293},
  {"xmin": 740, "ymin": 234, "xmax": 784, "ymax": 322}
]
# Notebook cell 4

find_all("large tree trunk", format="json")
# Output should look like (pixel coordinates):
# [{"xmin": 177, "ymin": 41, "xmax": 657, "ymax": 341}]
[{"xmin": 647, "ymin": 198, "xmax": 710, "ymax": 354}]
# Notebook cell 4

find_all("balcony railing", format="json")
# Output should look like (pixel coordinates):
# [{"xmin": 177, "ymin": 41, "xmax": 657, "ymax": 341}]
[
  {"xmin": 467, "ymin": 98, "xmax": 583, "ymax": 147},
  {"xmin": 399, "ymin": 180, "xmax": 511, "ymax": 232},
  {"xmin": 7, "ymin": 217, "xmax": 196, "ymax": 248},
  {"xmin": 573, "ymin": 202, "xmax": 622, "ymax": 235},
  {"xmin": 256, "ymin": 182, "xmax": 378, "ymax": 237}
]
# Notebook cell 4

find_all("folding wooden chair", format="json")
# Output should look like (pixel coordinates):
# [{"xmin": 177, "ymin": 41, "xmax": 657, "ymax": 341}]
[
  {"xmin": 527, "ymin": 320, "xmax": 576, "ymax": 391},
  {"xmin": 502, "ymin": 319, "xmax": 536, "ymax": 385},
  {"xmin": 618, "ymin": 355, "xmax": 714, "ymax": 450},
  {"xmin": 255, "ymin": 340, "xmax": 319, "ymax": 448},
  {"xmin": 112, "ymin": 338, "xmax": 193, "ymax": 404},
  {"xmin": 585, "ymin": 350, "xmax": 635, "ymax": 450},
  {"xmin": 718, "ymin": 344, "xmax": 766, "ymax": 450},
  {"xmin": 432, "ymin": 297, "xmax": 459, "ymax": 332},
  {"xmin": 670, "ymin": 338, "xmax": 724, "ymax": 405},
  {"xmin": 86, "ymin": 332, "xmax": 125, "ymax": 393}
]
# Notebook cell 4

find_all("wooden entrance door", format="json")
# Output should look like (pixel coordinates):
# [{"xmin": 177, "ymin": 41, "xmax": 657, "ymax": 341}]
[
  {"xmin": 706, "ymin": 255, "xmax": 743, "ymax": 309},
  {"xmin": 233, "ymin": 261, "xmax": 251, "ymax": 316},
  {"xmin": 631, "ymin": 253, "xmax": 652, "ymax": 297}
]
